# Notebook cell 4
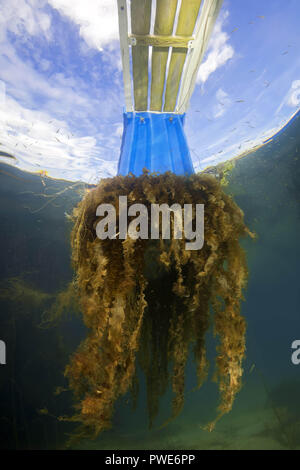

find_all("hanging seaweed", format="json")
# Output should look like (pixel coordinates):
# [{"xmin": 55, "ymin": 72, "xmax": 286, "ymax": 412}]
[{"xmin": 65, "ymin": 171, "xmax": 253, "ymax": 440}]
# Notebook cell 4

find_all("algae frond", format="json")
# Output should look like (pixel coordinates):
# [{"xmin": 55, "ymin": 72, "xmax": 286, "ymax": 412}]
[{"xmin": 66, "ymin": 172, "xmax": 253, "ymax": 439}]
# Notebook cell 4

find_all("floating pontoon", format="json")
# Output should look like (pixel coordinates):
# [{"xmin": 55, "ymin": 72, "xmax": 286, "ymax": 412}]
[{"xmin": 117, "ymin": 0, "xmax": 223, "ymax": 175}]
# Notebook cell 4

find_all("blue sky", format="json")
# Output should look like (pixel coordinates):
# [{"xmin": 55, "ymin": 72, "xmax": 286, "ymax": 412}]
[{"xmin": 0, "ymin": 0, "xmax": 299, "ymax": 182}]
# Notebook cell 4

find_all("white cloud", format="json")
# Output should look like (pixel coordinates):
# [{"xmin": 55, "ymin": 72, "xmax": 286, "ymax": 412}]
[
  {"xmin": 287, "ymin": 80, "xmax": 300, "ymax": 107},
  {"xmin": 0, "ymin": 0, "xmax": 51, "ymax": 40},
  {"xmin": 276, "ymin": 79, "xmax": 300, "ymax": 114},
  {"xmin": 47, "ymin": 0, "xmax": 119, "ymax": 51},
  {"xmin": 0, "ymin": 94, "xmax": 119, "ymax": 181},
  {"xmin": 40, "ymin": 59, "xmax": 51, "ymax": 72},
  {"xmin": 0, "ymin": 42, "xmax": 94, "ymax": 115},
  {"xmin": 0, "ymin": 80, "xmax": 5, "ymax": 108},
  {"xmin": 0, "ymin": 43, "xmax": 122, "ymax": 180},
  {"xmin": 213, "ymin": 88, "xmax": 231, "ymax": 118},
  {"xmin": 197, "ymin": 11, "xmax": 234, "ymax": 85},
  {"xmin": 0, "ymin": 0, "xmax": 123, "ymax": 181},
  {"xmin": 115, "ymin": 124, "xmax": 123, "ymax": 138}
]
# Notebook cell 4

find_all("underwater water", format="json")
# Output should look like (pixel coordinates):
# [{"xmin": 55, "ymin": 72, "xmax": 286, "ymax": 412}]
[{"xmin": 0, "ymin": 109, "xmax": 300, "ymax": 450}]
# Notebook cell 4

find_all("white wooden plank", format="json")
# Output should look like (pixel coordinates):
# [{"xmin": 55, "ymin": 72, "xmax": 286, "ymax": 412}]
[
  {"xmin": 117, "ymin": 0, "xmax": 133, "ymax": 112},
  {"xmin": 131, "ymin": 0, "xmax": 152, "ymax": 111},
  {"xmin": 163, "ymin": 0, "xmax": 202, "ymax": 112},
  {"xmin": 176, "ymin": 0, "xmax": 223, "ymax": 113},
  {"xmin": 150, "ymin": 0, "xmax": 178, "ymax": 111}
]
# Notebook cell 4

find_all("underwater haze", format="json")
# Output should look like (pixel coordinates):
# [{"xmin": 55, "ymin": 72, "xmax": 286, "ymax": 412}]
[{"xmin": 0, "ymin": 109, "xmax": 300, "ymax": 450}]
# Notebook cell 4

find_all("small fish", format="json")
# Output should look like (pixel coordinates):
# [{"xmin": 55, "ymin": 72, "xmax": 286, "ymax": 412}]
[
  {"xmin": 249, "ymin": 363, "xmax": 256, "ymax": 374},
  {"xmin": 245, "ymin": 122, "xmax": 255, "ymax": 128},
  {"xmin": 64, "ymin": 212, "xmax": 73, "ymax": 221},
  {"xmin": 54, "ymin": 386, "xmax": 68, "ymax": 395},
  {"xmin": 231, "ymin": 27, "xmax": 238, "ymax": 33},
  {"xmin": 236, "ymin": 99, "xmax": 245, "ymax": 103},
  {"xmin": 282, "ymin": 51, "xmax": 288, "ymax": 55},
  {"xmin": 257, "ymin": 15, "xmax": 265, "ymax": 19}
]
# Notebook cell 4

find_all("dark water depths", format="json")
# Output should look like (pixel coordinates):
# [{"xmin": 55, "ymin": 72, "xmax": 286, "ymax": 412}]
[{"xmin": 0, "ymin": 110, "xmax": 300, "ymax": 450}]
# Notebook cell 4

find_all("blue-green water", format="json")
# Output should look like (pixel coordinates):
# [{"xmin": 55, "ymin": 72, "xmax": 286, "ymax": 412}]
[{"xmin": 0, "ymin": 110, "xmax": 300, "ymax": 450}]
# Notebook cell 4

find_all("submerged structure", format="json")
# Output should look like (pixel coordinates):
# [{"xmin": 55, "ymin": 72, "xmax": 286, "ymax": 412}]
[{"xmin": 65, "ymin": 0, "xmax": 253, "ymax": 440}]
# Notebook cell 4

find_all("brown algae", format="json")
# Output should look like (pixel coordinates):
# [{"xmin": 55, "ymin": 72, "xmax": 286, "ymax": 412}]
[{"xmin": 66, "ymin": 172, "xmax": 253, "ymax": 439}]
